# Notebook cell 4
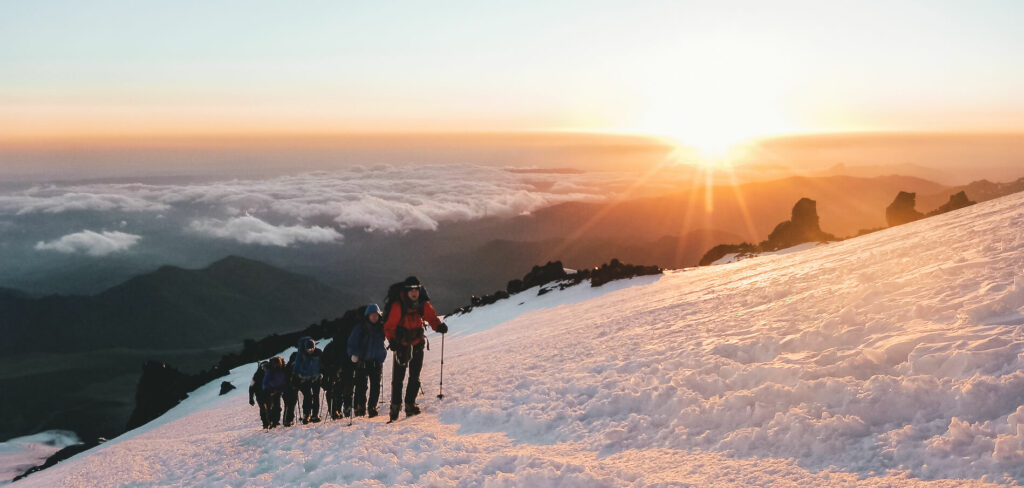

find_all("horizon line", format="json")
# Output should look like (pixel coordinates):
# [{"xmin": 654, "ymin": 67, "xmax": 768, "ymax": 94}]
[{"xmin": 3, "ymin": 128, "xmax": 1024, "ymax": 149}]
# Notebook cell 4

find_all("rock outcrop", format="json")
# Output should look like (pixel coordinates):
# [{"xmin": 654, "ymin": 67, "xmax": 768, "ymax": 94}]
[
  {"xmin": 456, "ymin": 259, "xmax": 662, "ymax": 314},
  {"xmin": 700, "ymin": 198, "xmax": 836, "ymax": 264},
  {"xmin": 886, "ymin": 191, "xmax": 924, "ymax": 227},
  {"xmin": 762, "ymin": 198, "xmax": 836, "ymax": 251},
  {"xmin": 927, "ymin": 190, "xmax": 975, "ymax": 216},
  {"xmin": 698, "ymin": 242, "xmax": 760, "ymax": 266}
]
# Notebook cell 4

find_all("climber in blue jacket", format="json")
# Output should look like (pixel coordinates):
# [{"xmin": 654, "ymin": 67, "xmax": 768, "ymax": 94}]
[{"xmin": 347, "ymin": 304, "xmax": 388, "ymax": 418}]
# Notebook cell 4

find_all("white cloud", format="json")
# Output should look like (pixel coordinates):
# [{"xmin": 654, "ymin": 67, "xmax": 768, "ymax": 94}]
[
  {"xmin": 189, "ymin": 215, "xmax": 342, "ymax": 247},
  {"xmin": 35, "ymin": 230, "xmax": 142, "ymax": 256},
  {"xmin": 0, "ymin": 165, "xmax": 693, "ymax": 235},
  {"xmin": 0, "ymin": 189, "xmax": 170, "ymax": 215}
]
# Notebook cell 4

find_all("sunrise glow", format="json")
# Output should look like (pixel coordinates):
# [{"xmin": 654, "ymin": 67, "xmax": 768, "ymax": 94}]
[{"xmin": 2, "ymin": 1, "xmax": 1023, "ymax": 144}]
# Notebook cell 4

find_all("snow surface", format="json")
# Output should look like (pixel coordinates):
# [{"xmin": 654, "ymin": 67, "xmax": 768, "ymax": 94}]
[
  {"xmin": 13, "ymin": 191, "xmax": 1024, "ymax": 487},
  {"xmin": 0, "ymin": 431, "xmax": 79, "ymax": 485}
]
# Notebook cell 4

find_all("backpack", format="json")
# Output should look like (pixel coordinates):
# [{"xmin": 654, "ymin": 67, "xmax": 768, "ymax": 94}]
[
  {"xmin": 291, "ymin": 351, "xmax": 321, "ymax": 380},
  {"xmin": 382, "ymin": 277, "xmax": 431, "ymax": 322}
]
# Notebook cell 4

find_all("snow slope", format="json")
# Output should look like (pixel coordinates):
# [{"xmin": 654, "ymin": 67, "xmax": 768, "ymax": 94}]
[
  {"xmin": 14, "ymin": 191, "xmax": 1024, "ymax": 487},
  {"xmin": 0, "ymin": 431, "xmax": 79, "ymax": 485}
]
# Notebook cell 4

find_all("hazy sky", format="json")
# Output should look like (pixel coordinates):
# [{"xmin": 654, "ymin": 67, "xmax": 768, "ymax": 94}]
[{"xmin": 2, "ymin": 1, "xmax": 1023, "ymax": 145}]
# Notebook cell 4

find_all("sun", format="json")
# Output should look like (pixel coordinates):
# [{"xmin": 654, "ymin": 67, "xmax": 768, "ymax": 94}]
[
  {"xmin": 618, "ymin": 34, "xmax": 796, "ymax": 169},
  {"xmin": 648, "ymin": 122, "xmax": 760, "ymax": 170},
  {"xmin": 627, "ymin": 87, "xmax": 788, "ymax": 170}
]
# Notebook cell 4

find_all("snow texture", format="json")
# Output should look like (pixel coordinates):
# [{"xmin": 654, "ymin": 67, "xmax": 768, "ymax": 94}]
[{"xmin": 14, "ymin": 191, "xmax": 1024, "ymax": 486}]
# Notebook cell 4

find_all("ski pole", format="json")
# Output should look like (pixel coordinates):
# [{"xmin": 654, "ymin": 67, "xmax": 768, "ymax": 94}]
[{"xmin": 437, "ymin": 333, "xmax": 445, "ymax": 400}]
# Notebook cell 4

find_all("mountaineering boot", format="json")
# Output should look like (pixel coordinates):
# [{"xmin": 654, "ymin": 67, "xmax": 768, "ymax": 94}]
[
  {"xmin": 301, "ymin": 416, "xmax": 310, "ymax": 425},
  {"xmin": 354, "ymin": 406, "xmax": 366, "ymax": 417},
  {"xmin": 283, "ymin": 421, "xmax": 293, "ymax": 427},
  {"xmin": 389, "ymin": 403, "xmax": 401, "ymax": 422},
  {"xmin": 368, "ymin": 407, "xmax": 379, "ymax": 418},
  {"xmin": 405, "ymin": 403, "xmax": 420, "ymax": 417},
  {"xmin": 310, "ymin": 415, "xmax": 321, "ymax": 423}
]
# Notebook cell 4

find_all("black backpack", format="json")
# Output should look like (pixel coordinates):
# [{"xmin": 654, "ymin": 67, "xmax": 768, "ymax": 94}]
[{"xmin": 382, "ymin": 277, "xmax": 431, "ymax": 322}]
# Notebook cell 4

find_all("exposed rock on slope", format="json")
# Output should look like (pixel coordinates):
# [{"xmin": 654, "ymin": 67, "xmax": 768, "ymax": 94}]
[{"xmin": 886, "ymin": 191, "xmax": 925, "ymax": 226}]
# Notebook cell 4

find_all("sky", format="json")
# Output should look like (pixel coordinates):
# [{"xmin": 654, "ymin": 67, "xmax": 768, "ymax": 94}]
[{"xmin": 2, "ymin": 1, "xmax": 1024, "ymax": 147}]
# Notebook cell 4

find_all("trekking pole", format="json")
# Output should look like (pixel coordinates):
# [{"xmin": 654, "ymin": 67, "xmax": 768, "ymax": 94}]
[
  {"xmin": 380, "ymin": 357, "xmax": 386, "ymax": 407},
  {"xmin": 436, "ymin": 333, "xmax": 445, "ymax": 400}
]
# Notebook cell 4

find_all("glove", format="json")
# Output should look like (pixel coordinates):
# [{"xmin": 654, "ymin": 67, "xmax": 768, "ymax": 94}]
[
  {"xmin": 249, "ymin": 397, "xmax": 255, "ymax": 406},
  {"xmin": 437, "ymin": 322, "xmax": 449, "ymax": 334},
  {"xmin": 388, "ymin": 340, "xmax": 400, "ymax": 351},
  {"xmin": 351, "ymin": 354, "xmax": 359, "ymax": 363}
]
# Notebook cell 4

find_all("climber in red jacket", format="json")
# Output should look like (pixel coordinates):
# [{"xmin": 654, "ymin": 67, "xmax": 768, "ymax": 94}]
[{"xmin": 383, "ymin": 276, "xmax": 447, "ymax": 421}]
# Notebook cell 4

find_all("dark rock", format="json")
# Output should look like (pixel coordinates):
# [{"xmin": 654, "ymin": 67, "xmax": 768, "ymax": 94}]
[
  {"xmin": 699, "ymin": 242, "xmax": 760, "ymax": 266},
  {"xmin": 13, "ymin": 438, "xmax": 102, "ymax": 482},
  {"xmin": 519, "ymin": 262, "xmax": 569, "ymax": 291},
  {"xmin": 506, "ymin": 279, "xmax": 525, "ymax": 295},
  {"xmin": 125, "ymin": 361, "xmax": 194, "ymax": 431},
  {"xmin": 451, "ymin": 259, "xmax": 661, "ymax": 314},
  {"xmin": 790, "ymin": 197, "xmax": 820, "ymax": 231},
  {"xmin": 219, "ymin": 381, "xmax": 236, "ymax": 395},
  {"xmin": 700, "ymin": 198, "xmax": 836, "ymax": 264},
  {"xmin": 927, "ymin": 190, "xmax": 975, "ymax": 216},
  {"xmin": 886, "ymin": 191, "xmax": 924, "ymax": 226},
  {"xmin": 762, "ymin": 198, "xmax": 835, "ymax": 251},
  {"xmin": 590, "ymin": 259, "xmax": 662, "ymax": 287}
]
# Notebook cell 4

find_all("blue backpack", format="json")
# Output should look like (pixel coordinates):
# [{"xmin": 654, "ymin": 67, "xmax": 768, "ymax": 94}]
[{"xmin": 291, "ymin": 336, "xmax": 321, "ymax": 380}]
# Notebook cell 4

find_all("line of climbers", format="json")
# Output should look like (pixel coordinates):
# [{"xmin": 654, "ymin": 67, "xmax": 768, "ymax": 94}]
[{"xmin": 248, "ymin": 276, "xmax": 449, "ymax": 427}]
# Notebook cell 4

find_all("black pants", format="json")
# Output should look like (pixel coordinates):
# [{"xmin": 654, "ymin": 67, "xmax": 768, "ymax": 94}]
[
  {"xmin": 265, "ymin": 391, "xmax": 282, "ymax": 426},
  {"xmin": 354, "ymin": 360, "xmax": 383, "ymax": 411},
  {"xmin": 391, "ymin": 344, "xmax": 424, "ymax": 407},
  {"xmin": 330, "ymin": 363, "xmax": 356, "ymax": 417},
  {"xmin": 255, "ymin": 393, "xmax": 270, "ymax": 427},
  {"xmin": 285, "ymin": 379, "xmax": 320, "ymax": 422}
]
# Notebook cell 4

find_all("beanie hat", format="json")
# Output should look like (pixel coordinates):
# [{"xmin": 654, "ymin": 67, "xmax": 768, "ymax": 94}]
[{"xmin": 365, "ymin": 303, "xmax": 382, "ymax": 316}]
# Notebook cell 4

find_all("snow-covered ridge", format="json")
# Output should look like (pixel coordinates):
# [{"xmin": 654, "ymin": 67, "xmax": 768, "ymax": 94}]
[{"xmin": 15, "ymin": 191, "xmax": 1024, "ymax": 486}]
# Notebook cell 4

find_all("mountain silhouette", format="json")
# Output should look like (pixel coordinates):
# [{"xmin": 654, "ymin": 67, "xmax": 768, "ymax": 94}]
[
  {"xmin": 0, "ymin": 256, "xmax": 353, "ymax": 442},
  {"xmin": 1, "ymin": 255, "xmax": 353, "ymax": 353}
]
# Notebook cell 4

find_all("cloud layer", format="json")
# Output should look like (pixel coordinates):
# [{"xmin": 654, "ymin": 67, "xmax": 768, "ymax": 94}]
[
  {"xmin": 189, "ymin": 215, "xmax": 342, "ymax": 246},
  {"xmin": 35, "ymin": 230, "xmax": 142, "ymax": 256},
  {"xmin": 2, "ymin": 165, "xmax": 691, "ymax": 249}
]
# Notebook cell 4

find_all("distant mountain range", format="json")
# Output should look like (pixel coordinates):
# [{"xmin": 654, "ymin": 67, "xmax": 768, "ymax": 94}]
[
  {"xmin": 0, "ymin": 256, "xmax": 354, "ymax": 354},
  {"xmin": 0, "ymin": 256, "xmax": 353, "ymax": 441},
  {"xmin": 917, "ymin": 177, "xmax": 1024, "ymax": 210}
]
